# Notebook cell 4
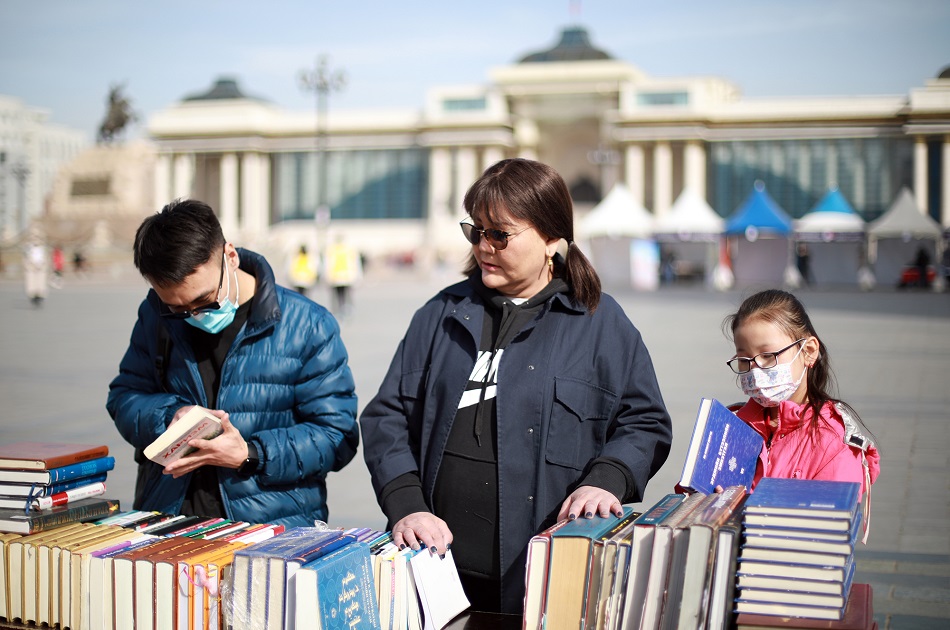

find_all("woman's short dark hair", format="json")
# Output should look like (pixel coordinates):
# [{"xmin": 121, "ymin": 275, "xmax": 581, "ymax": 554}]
[
  {"xmin": 462, "ymin": 158, "xmax": 602, "ymax": 313},
  {"xmin": 133, "ymin": 199, "xmax": 226, "ymax": 287}
]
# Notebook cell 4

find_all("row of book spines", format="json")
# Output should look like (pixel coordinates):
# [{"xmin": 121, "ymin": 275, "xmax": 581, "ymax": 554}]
[
  {"xmin": 2, "ymin": 523, "xmax": 250, "ymax": 629},
  {"xmin": 101, "ymin": 513, "xmax": 286, "ymax": 543}
]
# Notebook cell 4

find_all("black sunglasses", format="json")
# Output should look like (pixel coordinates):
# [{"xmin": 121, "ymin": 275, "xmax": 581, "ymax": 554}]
[
  {"xmin": 159, "ymin": 249, "xmax": 226, "ymax": 319},
  {"xmin": 459, "ymin": 221, "xmax": 528, "ymax": 250}
]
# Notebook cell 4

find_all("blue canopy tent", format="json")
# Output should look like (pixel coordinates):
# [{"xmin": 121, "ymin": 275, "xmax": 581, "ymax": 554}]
[
  {"xmin": 724, "ymin": 182, "xmax": 794, "ymax": 287},
  {"xmin": 794, "ymin": 188, "xmax": 867, "ymax": 287}
]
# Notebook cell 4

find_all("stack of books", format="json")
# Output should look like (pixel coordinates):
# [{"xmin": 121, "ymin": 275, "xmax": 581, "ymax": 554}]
[
  {"xmin": 734, "ymin": 478, "xmax": 868, "ymax": 622},
  {"xmin": 0, "ymin": 441, "xmax": 118, "ymax": 535}
]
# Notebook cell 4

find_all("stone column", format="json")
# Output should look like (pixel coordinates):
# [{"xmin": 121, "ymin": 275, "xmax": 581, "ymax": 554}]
[
  {"xmin": 428, "ymin": 148, "xmax": 452, "ymax": 221},
  {"xmin": 914, "ymin": 136, "xmax": 929, "ymax": 213},
  {"xmin": 684, "ymin": 140, "xmax": 706, "ymax": 199},
  {"xmin": 625, "ymin": 144, "xmax": 645, "ymax": 207},
  {"xmin": 943, "ymin": 136, "xmax": 950, "ymax": 227},
  {"xmin": 654, "ymin": 141, "xmax": 672, "ymax": 216},
  {"xmin": 454, "ymin": 148, "xmax": 478, "ymax": 214},
  {"xmin": 826, "ymin": 142, "xmax": 838, "ymax": 188},
  {"xmin": 853, "ymin": 140, "xmax": 866, "ymax": 210},
  {"xmin": 219, "ymin": 153, "xmax": 239, "ymax": 238},
  {"xmin": 172, "ymin": 153, "xmax": 194, "ymax": 199},
  {"xmin": 241, "ymin": 152, "xmax": 269, "ymax": 239},
  {"xmin": 482, "ymin": 146, "xmax": 505, "ymax": 172},
  {"xmin": 154, "ymin": 153, "xmax": 172, "ymax": 207}
]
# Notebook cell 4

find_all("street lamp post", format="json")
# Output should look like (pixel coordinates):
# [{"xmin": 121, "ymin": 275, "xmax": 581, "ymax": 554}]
[
  {"xmin": 299, "ymin": 55, "xmax": 346, "ymax": 253},
  {"xmin": 11, "ymin": 162, "xmax": 30, "ymax": 237}
]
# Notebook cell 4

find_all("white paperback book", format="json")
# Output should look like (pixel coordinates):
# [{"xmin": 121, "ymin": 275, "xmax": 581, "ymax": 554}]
[
  {"xmin": 144, "ymin": 406, "xmax": 223, "ymax": 466},
  {"xmin": 409, "ymin": 548, "xmax": 470, "ymax": 630}
]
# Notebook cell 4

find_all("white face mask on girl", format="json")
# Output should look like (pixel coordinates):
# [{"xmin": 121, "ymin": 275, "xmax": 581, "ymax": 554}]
[{"xmin": 739, "ymin": 345, "xmax": 807, "ymax": 407}]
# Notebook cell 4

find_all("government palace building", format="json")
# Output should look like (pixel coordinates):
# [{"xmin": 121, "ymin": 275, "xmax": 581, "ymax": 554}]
[{"xmin": 145, "ymin": 25, "xmax": 950, "ymax": 266}]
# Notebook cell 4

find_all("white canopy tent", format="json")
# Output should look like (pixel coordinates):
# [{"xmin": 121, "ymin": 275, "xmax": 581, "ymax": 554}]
[
  {"xmin": 579, "ymin": 183, "xmax": 657, "ymax": 290},
  {"xmin": 867, "ymin": 187, "xmax": 943, "ymax": 288},
  {"xmin": 652, "ymin": 188, "xmax": 724, "ymax": 285},
  {"xmin": 793, "ymin": 188, "xmax": 867, "ymax": 287}
]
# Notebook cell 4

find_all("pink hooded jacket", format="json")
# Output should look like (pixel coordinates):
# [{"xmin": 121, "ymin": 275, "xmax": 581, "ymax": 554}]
[{"xmin": 735, "ymin": 398, "xmax": 880, "ymax": 497}]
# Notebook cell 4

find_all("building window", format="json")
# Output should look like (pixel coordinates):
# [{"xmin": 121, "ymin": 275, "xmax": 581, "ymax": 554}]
[
  {"xmin": 636, "ymin": 92, "xmax": 689, "ymax": 107},
  {"xmin": 708, "ymin": 137, "xmax": 912, "ymax": 221},
  {"xmin": 443, "ymin": 97, "xmax": 487, "ymax": 112},
  {"xmin": 273, "ymin": 148, "xmax": 428, "ymax": 222}
]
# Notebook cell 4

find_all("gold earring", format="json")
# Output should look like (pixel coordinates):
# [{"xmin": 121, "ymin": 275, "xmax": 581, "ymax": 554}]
[{"xmin": 547, "ymin": 257, "xmax": 553, "ymax": 270}]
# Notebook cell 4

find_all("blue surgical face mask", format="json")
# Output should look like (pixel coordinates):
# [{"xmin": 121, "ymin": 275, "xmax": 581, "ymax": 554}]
[{"xmin": 185, "ymin": 254, "xmax": 239, "ymax": 334}]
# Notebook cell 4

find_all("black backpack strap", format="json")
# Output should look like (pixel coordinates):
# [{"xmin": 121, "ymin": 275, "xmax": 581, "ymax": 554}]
[{"xmin": 154, "ymin": 319, "xmax": 172, "ymax": 393}]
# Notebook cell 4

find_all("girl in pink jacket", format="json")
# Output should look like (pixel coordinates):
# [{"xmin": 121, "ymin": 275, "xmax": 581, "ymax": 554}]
[{"xmin": 725, "ymin": 289, "xmax": 880, "ymax": 539}]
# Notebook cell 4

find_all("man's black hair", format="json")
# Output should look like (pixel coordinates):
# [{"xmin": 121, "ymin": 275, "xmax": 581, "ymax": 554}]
[{"xmin": 133, "ymin": 199, "xmax": 226, "ymax": 287}]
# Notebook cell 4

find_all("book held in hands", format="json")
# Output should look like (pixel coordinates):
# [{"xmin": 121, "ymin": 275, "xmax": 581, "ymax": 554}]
[
  {"xmin": 678, "ymin": 398, "xmax": 763, "ymax": 494},
  {"xmin": 144, "ymin": 405, "xmax": 224, "ymax": 465}
]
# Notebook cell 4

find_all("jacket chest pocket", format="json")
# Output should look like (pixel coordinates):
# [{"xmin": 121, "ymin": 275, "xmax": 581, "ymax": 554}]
[
  {"xmin": 545, "ymin": 377, "xmax": 617, "ymax": 470},
  {"xmin": 399, "ymin": 367, "xmax": 427, "ymax": 424}
]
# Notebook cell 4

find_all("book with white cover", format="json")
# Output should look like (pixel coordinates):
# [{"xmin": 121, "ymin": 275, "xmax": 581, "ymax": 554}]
[{"xmin": 144, "ymin": 405, "xmax": 223, "ymax": 465}]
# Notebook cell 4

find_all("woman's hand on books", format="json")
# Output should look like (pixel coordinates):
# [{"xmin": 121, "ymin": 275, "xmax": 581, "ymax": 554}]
[
  {"xmin": 163, "ymin": 412, "xmax": 246, "ymax": 478},
  {"xmin": 391, "ymin": 511, "xmax": 453, "ymax": 556},
  {"xmin": 557, "ymin": 485, "xmax": 623, "ymax": 521}
]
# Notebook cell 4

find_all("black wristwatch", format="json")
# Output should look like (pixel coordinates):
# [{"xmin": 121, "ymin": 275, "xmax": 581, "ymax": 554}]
[{"xmin": 236, "ymin": 441, "xmax": 260, "ymax": 478}]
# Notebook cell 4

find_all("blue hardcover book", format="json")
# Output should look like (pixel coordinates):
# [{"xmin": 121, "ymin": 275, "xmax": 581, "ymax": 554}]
[
  {"xmin": 678, "ymin": 398, "xmax": 763, "ymax": 494},
  {"xmin": 0, "ymin": 456, "xmax": 115, "ymax": 484},
  {"xmin": 0, "ymin": 473, "xmax": 109, "ymax": 498},
  {"xmin": 743, "ymin": 503, "xmax": 864, "ymax": 555},
  {"xmin": 737, "ymin": 554, "xmax": 856, "ymax": 601},
  {"xmin": 294, "ymin": 542, "xmax": 381, "ymax": 630},
  {"xmin": 231, "ymin": 527, "xmax": 353, "ymax": 630},
  {"xmin": 744, "ymin": 478, "xmax": 861, "ymax": 520}
]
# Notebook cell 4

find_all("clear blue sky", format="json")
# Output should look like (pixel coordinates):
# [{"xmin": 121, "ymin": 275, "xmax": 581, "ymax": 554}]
[{"xmin": 1, "ymin": 0, "xmax": 948, "ymax": 140}]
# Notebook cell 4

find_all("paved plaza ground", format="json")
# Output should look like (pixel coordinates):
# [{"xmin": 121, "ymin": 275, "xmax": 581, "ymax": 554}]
[{"xmin": 1, "ymin": 264, "xmax": 948, "ymax": 628}]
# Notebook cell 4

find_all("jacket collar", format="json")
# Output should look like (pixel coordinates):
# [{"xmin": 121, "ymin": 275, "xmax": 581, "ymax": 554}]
[
  {"xmin": 745, "ymin": 398, "xmax": 812, "ymax": 437},
  {"xmin": 443, "ymin": 274, "xmax": 586, "ymax": 315}
]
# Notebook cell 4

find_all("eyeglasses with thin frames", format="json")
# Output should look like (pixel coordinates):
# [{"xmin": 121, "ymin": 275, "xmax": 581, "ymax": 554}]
[
  {"xmin": 725, "ymin": 338, "xmax": 806, "ymax": 374},
  {"xmin": 159, "ymin": 248, "xmax": 227, "ymax": 319},
  {"xmin": 459, "ymin": 221, "xmax": 529, "ymax": 250}
]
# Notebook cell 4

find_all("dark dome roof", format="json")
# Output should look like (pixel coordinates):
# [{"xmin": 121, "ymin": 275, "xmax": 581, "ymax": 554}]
[
  {"xmin": 938, "ymin": 65, "xmax": 950, "ymax": 80},
  {"xmin": 518, "ymin": 26, "xmax": 612, "ymax": 63},
  {"xmin": 183, "ymin": 77, "xmax": 259, "ymax": 101}
]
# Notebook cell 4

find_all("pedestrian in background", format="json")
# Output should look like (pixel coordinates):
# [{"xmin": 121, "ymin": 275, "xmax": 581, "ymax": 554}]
[
  {"xmin": 324, "ymin": 234, "xmax": 362, "ymax": 315},
  {"xmin": 288, "ymin": 244, "xmax": 318, "ymax": 296},
  {"xmin": 24, "ymin": 240, "xmax": 48, "ymax": 307}
]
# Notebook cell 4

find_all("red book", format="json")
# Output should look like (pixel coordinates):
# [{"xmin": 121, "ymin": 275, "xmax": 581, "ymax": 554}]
[
  {"xmin": 736, "ymin": 583, "xmax": 874, "ymax": 630},
  {"xmin": 0, "ymin": 442, "xmax": 110, "ymax": 470}
]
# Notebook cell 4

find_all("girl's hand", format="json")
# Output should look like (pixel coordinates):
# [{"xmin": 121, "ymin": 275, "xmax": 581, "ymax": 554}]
[{"xmin": 557, "ymin": 485, "xmax": 624, "ymax": 521}]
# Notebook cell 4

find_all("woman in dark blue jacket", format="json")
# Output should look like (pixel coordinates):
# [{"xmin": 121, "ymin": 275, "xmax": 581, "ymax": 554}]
[{"xmin": 360, "ymin": 159, "xmax": 672, "ymax": 613}]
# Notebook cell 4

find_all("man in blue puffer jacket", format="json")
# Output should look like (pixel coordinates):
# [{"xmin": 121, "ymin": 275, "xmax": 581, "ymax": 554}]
[{"xmin": 107, "ymin": 199, "xmax": 358, "ymax": 528}]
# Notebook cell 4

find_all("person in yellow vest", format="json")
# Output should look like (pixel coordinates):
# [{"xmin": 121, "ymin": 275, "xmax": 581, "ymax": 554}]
[
  {"xmin": 324, "ymin": 235, "xmax": 362, "ymax": 315},
  {"xmin": 288, "ymin": 244, "xmax": 318, "ymax": 296}
]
